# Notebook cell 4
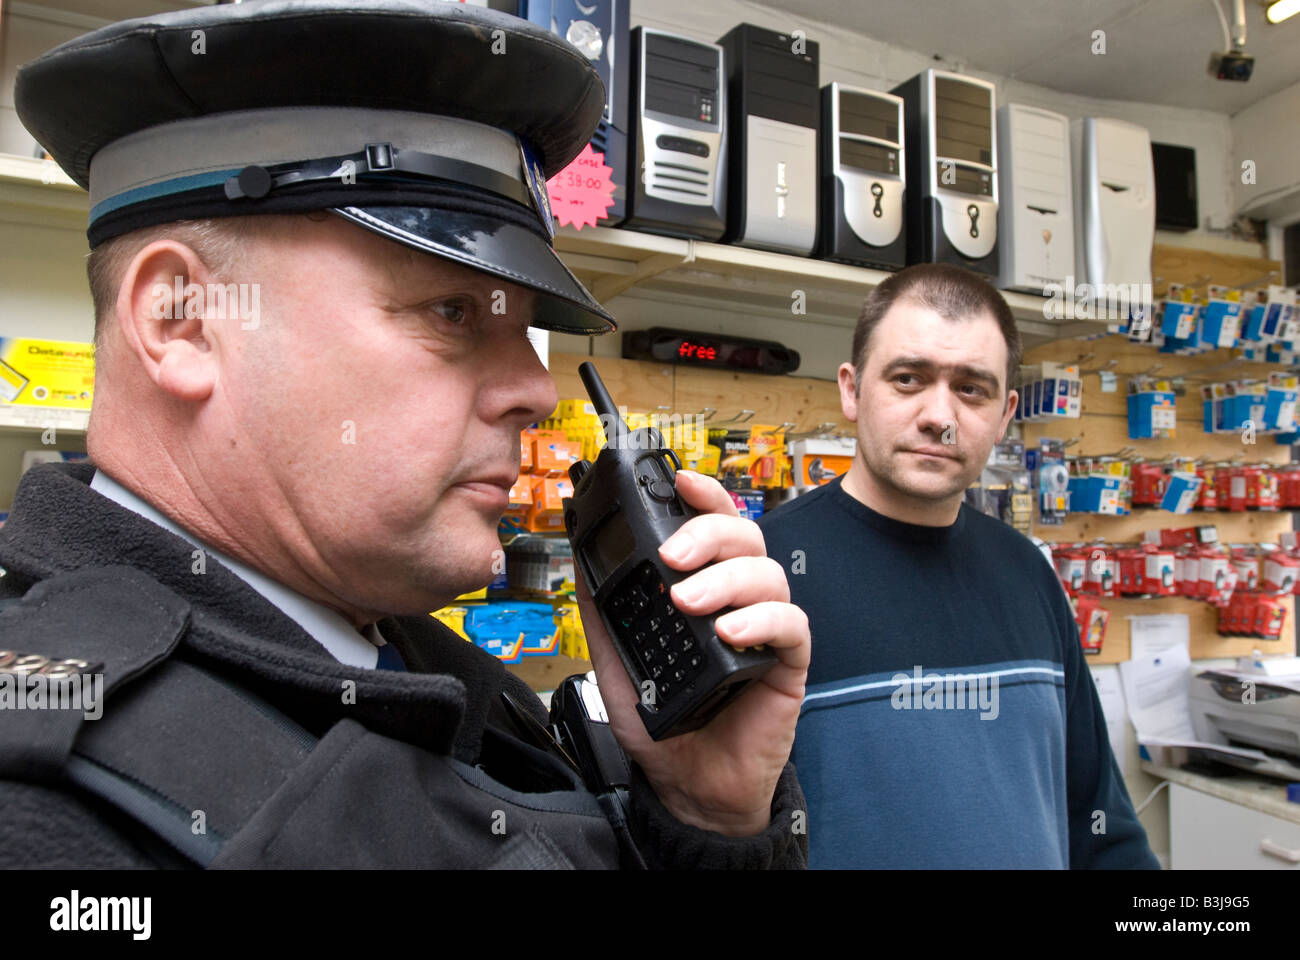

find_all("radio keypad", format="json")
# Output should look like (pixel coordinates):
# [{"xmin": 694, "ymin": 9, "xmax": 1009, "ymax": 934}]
[{"xmin": 608, "ymin": 561, "xmax": 705, "ymax": 703}]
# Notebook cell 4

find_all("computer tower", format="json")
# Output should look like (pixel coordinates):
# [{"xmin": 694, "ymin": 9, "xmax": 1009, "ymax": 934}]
[
  {"xmin": 1073, "ymin": 117, "xmax": 1155, "ymax": 312},
  {"xmin": 623, "ymin": 27, "xmax": 727, "ymax": 240},
  {"xmin": 817, "ymin": 83, "xmax": 905, "ymax": 270},
  {"xmin": 519, "ymin": 0, "xmax": 631, "ymax": 227},
  {"xmin": 890, "ymin": 70, "xmax": 998, "ymax": 276},
  {"xmin": 997, "ymin": 103, "xmax": 1074, "ymax": 294},
  {"xmin": 717, "ymin": 23, "xmax": 819, "ymax": 256}
]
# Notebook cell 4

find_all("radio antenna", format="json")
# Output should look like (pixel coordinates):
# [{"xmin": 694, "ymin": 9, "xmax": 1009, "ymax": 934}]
[{"xmin": 579, "ymin": 361, "xmax": 628, "ymax": 449}]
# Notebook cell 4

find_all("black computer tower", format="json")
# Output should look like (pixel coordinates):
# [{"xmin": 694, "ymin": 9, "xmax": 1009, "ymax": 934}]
[
  {"xmin": 520, "ymin": 0, "xmax": 630, "ymax": 226},
  {"xmin": 623, "ymin": 27, "xmax": 727, "ymax": 240},
  {"xmin": 818, "ymin": 82, "xmax": 906, "ymax": 270},
  {"xmin": 717, "ymin": 23, "xmax": 819, "ymax": 256},
  {"xmin": 891, "ymin": 69, "xmax": 999, "ymax": 276}
]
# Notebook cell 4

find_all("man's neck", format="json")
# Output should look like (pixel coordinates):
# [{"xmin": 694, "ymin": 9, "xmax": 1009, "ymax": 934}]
[{"xmin": 839, "ymin": 461, "xmax": 962, "ymax": 527}]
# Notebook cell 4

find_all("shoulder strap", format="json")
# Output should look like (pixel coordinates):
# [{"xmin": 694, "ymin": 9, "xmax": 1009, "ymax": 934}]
[
  {"xmin": 70, "ymin": 657, "xmax": 320, "ymax": 866},
  {"xmin": 0, "ymin": 565, "xmax": 188, "ymax": 782},
  {"xmin": 0, "ymin": 565, "xmax": 320, "ymax": 865}
]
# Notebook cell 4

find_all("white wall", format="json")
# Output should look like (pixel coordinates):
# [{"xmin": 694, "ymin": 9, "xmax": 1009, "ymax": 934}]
[{"xmin": 1232, "ymin": 78, "xmax": 1300, "ymax": 227}]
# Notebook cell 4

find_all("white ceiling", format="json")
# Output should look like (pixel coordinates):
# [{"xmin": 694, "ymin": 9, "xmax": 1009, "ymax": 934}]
[
  {"xmin": 753, "ymin": 0, "xmax": 1300, "ymax": 114},
  {"xmin": 11, "ymin": 0, "xmax": 1300, "ymax": 114}
]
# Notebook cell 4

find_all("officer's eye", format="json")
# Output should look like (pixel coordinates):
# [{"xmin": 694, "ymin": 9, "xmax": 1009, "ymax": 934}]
[{"xmin": 430, "ymin": 297, "xmax": 473, "ymax": 326}]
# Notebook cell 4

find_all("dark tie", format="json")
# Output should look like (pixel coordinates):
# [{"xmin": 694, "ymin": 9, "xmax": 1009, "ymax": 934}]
[{"xmin": 375, "ymin": 642, "xmax": 406, "ymax": 671}]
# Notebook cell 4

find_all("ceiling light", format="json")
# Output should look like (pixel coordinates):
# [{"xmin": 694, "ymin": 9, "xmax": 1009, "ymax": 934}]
[{"xmin": 1266, "ymin": 0, "xmax": 1300, "ymax": 24}]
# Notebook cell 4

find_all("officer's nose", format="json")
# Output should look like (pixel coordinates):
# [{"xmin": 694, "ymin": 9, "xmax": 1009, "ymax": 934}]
[{"xmin": 487, "ymin": 323, "xmax": 559, "ymax": 431}]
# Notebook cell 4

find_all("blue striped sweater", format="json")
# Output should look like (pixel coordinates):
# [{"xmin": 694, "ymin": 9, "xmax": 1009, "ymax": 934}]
[{"xmin": 758, "ymin": 477, "xmax": 1158, "ymax": 869}]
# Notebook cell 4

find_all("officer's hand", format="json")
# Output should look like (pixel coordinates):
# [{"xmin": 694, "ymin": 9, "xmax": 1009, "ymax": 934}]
[{"xmin": 574, "ymin": 470, "xmax": 809, "ymax": 837}]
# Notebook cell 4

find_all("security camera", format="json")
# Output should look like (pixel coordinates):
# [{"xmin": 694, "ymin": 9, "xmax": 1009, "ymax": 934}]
[{"xmin": 1209, "ymin": 49, "xmax": 1255, "ymax": 81}]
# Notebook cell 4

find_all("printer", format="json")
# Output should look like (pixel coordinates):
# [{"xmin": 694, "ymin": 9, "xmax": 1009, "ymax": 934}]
[{"xmin": 1190, "ymin": 656, "xmax": 1300, "ymax": 781}]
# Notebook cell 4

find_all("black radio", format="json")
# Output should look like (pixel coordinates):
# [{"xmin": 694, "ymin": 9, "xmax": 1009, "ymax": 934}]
[{"xmin": 562, "ymin": 362, "xmax": 777, "ymax": 740}]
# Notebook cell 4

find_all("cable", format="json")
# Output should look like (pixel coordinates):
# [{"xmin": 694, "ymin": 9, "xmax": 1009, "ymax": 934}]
[
  {"xmin": 1232, "ymin": 0, "xmax": 1248, "ymax": 49},
  {"xmin": 1134, "ymin": 778, "xmax": 1170, "ymax": 816},
  {"xmin": 1208, "ymin": 0, "xmax": 1231, "ymax": 50}
]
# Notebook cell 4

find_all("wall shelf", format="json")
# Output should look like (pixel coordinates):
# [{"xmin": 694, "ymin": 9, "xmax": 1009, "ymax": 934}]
[
  {"xmin": 0, "ymin": 152, "xmax": 1110, "ymax": 345},
  {"xmin": 553, "ymin": 223, "xmax": 1108, "ymax": 343}
]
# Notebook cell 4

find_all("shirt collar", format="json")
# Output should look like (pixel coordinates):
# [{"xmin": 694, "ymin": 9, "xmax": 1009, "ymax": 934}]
[{"xmin": 89, "ymin": 469, "xmax": 382, "ymax": 670}]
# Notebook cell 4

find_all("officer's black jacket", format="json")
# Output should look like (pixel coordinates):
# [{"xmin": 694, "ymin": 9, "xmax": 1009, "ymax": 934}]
[{"xmin": 0, "ymin": 462, "xmax": 807, "ymax": 869}]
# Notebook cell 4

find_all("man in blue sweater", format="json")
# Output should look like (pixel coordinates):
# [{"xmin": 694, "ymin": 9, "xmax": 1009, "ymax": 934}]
[{"xmin": 759, "ymin": 264, "xmax": 1158, "ymax": 868}]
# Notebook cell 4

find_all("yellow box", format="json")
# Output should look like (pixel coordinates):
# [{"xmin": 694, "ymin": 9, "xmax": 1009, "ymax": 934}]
[
  {"xmin": 430, "ymin": 606, "xmax": 470, "ymax": 641},
  {"xmin": 0, "ymin": 338, "xmax": 94, "ymax": 409}
]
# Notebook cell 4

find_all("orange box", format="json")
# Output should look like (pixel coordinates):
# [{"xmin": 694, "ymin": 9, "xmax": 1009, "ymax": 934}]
[
  {"xmin": 519, "ymin": 429, "xmax": 535, "ymax": 471},
  {"xmin": 505, "ymin": 477, "xmax": 532, "ymax": 520},
  {"xmin": 525, "ymin": 476, "xmax": 573, "ymax": 531},
  {"xmin": 533, "ymin": 432, "xmax": 581, "ymax": 476}
]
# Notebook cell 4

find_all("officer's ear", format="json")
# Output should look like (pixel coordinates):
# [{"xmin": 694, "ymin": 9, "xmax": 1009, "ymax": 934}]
[{"xmin": 117, "ymin": 240, "xmax": 221, "ymax": 404}]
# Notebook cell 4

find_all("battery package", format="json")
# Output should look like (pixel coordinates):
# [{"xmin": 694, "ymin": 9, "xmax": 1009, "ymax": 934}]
[{"xmin": 788, "ymin": 436, "xmax": 855, "ymax": 489}]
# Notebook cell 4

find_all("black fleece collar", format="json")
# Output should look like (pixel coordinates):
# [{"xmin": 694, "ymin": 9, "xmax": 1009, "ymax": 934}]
[{"xmin": 0, "ymin": 461, "xmax": 511, "ymax": 762}]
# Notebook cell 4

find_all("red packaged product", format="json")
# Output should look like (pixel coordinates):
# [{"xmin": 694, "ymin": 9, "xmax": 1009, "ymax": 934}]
[
  {"xmin": 1224, "ymin": 466, "xmax": 1248, "ymax": 512},
  {"xmin": 1075, "ymin": 594, "xmax": 1109, "ymax": 655},
  {"xmin": 1196, "ymin": 464, "xmax": 1218, "ymax": 510},
  {"xmin": 1139, "ymin": 545, "xmax": 1177, "ymax": 595},
  {"xmin": 1082, "ymin": 544, "xmax": 1118, "ymax": 598},
  {"xmin": 1131, "ymin": 462, "xmax": 1166, "ymax": 507}
]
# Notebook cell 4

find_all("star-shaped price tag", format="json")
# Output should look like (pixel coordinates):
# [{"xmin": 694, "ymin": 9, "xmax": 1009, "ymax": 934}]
[{"xmin": 545, "ymin": 144, "xmax": 616, "ymax": 230}]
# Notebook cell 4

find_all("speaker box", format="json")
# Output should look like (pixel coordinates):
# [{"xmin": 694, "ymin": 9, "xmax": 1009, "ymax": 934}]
[
  {"xmin": 622, "ymin": 28, "xmax": 727, "ymax": 240},
  {"xmin": 891, "ymin": 69, "xmax": 998, "ymax": 276},
  {"xmin": 817, "ymin": 83, "xmax": 905, "ymax": 270},
  {"xmin": 1152, "ymin": 142, "xmax": 1198, "ymax": 232},
  {"xmin": 997, "ymin": 103, "xmax": 1074, "ymax": 293},
  {"xmin": 717, "ymin": 23, "xmax": 820, "ymax": 255},
  {"xmin": 519, "ymin": 0, "xmax": 631, "ymax": 226}
]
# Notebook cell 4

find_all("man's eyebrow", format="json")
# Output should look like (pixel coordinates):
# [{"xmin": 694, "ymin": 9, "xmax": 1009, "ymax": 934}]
[{"xmin": 881, "ymin": 356, "xmax": 1002, "ymax": 388}]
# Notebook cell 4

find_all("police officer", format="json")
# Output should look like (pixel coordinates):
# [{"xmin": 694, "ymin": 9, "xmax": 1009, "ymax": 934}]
[{"xmin": 0, "ymin": 0, "xmax": 810, "ymax": 868}]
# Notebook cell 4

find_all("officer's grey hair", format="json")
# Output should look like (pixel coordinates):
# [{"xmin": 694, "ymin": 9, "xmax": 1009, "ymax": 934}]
[{"xmin": 85, "ymin": 217, "xmax": 263, "ymax": 349}]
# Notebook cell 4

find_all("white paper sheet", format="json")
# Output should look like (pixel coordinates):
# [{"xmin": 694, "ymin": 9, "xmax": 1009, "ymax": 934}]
[
  {"xmin": 1128, "ymin": 613, "xmax": 1189, "ymax": 662},
  {"xmin": 1119, "ymin": 643, "xmax": 1272, "ymax": 762},
  {"xmin": 1090, "ymin": 664, "xmax": 1129, "ymax": 777}
]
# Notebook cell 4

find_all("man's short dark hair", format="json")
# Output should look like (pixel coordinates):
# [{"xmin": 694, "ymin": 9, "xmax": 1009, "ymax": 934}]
[{"xmin": 851, "ymin": 263, "xmax": 1022, "ymax": 397}]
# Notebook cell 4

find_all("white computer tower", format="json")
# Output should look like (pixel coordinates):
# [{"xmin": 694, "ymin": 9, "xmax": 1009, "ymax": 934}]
[
  {"xmin": 1073, "ymin": 117, "xmax": 1155, "ymax": 320},
  {"xmin": 997, "ymin": 104, "xmax": 1074, "ymax": 294}
]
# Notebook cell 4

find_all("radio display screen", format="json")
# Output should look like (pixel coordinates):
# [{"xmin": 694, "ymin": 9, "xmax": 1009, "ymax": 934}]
[{"xmin": 587, "ymin": 510, "xmax": 637, "ymax": 589}]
